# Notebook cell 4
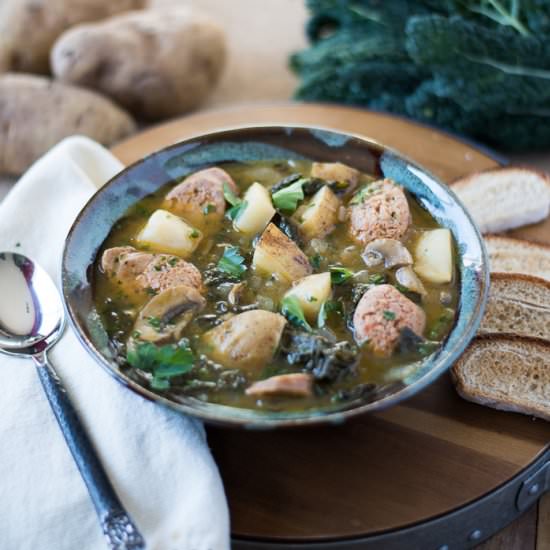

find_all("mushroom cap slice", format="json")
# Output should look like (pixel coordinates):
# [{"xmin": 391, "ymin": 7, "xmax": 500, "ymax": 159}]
[
  {"xmin": 202, "ymin": 310, "xmax": 286, "ymax": 371},
  {"xmin": 395, "ymin": 266, "xmax": 427, "ymax": 296},
  {"xmin": 362, "ymin": 238, "xmax": 413, "ymax": 269},
  {"xmin": 134, "ymin": 284, "xmax": 206, "ymax": 343}
]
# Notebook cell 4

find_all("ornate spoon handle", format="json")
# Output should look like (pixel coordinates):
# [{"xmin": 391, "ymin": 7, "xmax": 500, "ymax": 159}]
[{"xmin": 35, "ymin": 354, "xmax": 146, "ymax": 549}]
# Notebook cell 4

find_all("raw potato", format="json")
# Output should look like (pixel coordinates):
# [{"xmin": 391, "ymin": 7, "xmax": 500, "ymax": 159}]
[
  {"xmin": 51, "ymin": 8, "xmax": 226, "ymax": 121},
  {"xmin": 234, "ymin": 182, "xmax": 275, "ymax": 235},
  {"xmin": 138, "ymin": 210, "xmax": 202, "ymax": 258},
  {"xmin": 284, "ymin": 273, "xmax": 332, "ymax": 321},
  {"xmin": 0, "ymin": 74, "xmax": 136, "ymax": 175},
  {"xmin": 253, "ymin": 223, "xmax": 312, "ymax": 283},
  {"xmin": 293, "ymin": 186, "xmax": 340, "ymax": 240},
  {"xmin": 414, "ymin": 229, "xmax": 453, "ymax": 284},
  {"xmin": 0, "ymin": 0, "xmax": 145, "ymax": 74}
]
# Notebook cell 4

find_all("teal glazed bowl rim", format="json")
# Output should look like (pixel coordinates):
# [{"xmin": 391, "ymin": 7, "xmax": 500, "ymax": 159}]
[{"xmin": 62, "ymin": 125, "xmax": 490, "ymax": 428}]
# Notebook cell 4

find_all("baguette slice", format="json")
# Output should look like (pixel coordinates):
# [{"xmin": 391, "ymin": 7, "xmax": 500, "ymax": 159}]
[
  {"xmin": 485, "ymin": 235, "xmax": 550, "ymax": 280},
  {"xmin": 480, "ymin": 273, "xmax": 550, "ymax": 341},
  {"xmin": 453, "ymin": 167, "xmax": 550, "ymax": 233},
  {"xmin": 452, "ymin": 336, "xmax": 550, "ymax": 421}
]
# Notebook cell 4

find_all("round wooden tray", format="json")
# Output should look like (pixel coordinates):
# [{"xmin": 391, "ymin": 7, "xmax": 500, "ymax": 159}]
[{"xmin": 112, "ymin": 103, "xmax": 550, "ymax": 547}]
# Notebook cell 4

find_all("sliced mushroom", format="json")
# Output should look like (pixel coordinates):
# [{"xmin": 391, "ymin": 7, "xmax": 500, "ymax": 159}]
[
  {"xmin": 134, "ymin": 284, "xmax": 206, "ymax": 343},
  {"xmin": 362, "ymin": 238, "xmax": 413, "ymax": 269},
  {"xmin": 228, "ymin": 282, "xmax": 246, "ymax": 307},
  {"xmin": 395, "ymin": 266, "xmax": 427, "ymax": 296}
]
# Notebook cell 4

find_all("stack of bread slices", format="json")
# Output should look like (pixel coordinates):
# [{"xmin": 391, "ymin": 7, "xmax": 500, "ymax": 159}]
[{"xmin": 450, "ymin": 167, "xmax": 550, "ymax": 421}]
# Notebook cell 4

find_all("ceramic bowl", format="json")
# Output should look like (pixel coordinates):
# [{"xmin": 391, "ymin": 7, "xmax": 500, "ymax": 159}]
[{"xmin": 62, "ymin": 126, "xmax": 489, "ymax": 428}]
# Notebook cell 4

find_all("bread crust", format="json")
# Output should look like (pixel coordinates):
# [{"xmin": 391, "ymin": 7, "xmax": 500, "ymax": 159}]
[
  {"xmin": 452, "ymin": 165, "xmax": 550, "ymax": 189},
  {"xmin": 451, "ymin": 335, "xmax": 550, "ymax": 421}
]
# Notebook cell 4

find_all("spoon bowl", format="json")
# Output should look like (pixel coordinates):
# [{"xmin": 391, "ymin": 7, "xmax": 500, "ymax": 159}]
[
  {"xmin": 0, "ymin": 252, "xmax": 64, "ymax": 353},
  {"xmin": 0, "ymin": 251, "xmax": 144, "ymax": 549}
]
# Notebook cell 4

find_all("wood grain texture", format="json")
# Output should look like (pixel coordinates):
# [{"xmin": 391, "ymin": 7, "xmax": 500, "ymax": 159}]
[
  {"xmin": 112, "ymin": 103, "xmax": 550, "ymax": 543},
  {"xmin": 478, "ymin": 504, "xmax": 538, "ymax": 550},
  {"xmin": 537, "ymin": 493, "xmax": 550, "ymax": 549}
]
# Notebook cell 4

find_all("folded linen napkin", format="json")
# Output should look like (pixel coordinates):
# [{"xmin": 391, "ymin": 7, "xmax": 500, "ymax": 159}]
[{"xmin": 0, "ymin": 136, "xmax": 230, "ymax": 550}]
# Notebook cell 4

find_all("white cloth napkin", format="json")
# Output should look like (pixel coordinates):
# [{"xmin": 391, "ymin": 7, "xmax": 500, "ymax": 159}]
[{"xmin": 0, "ymin": 136, "xmax": 230, "ymax": 550}]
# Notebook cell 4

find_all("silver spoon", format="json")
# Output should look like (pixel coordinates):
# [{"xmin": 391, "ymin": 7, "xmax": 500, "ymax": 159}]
[{"xmin": 0, "ymin": 252, "xmax": 145, "ymax": 550}]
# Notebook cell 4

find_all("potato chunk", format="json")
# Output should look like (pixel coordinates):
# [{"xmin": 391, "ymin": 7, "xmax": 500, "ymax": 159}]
[
  {"xmin": 293, "ymin": 186, "xmax": 340, "ymax": 240},
  {"xmin": 234, "ymin": 182, "xmax": 275, "ymax": 235},
  {"xmin": 284, "ymin": 273, "xmax": 331, "ymax": 321},
  {"xmin": 414, "ymin": 229, "xmax": 453, "ymax": 283},
  {"xmin": 252, "ymin": 223, "xmax": 312, "ymax": 283},
  {"xmin": 137, "ymin": 209, "xmax": 202, "ymax": 258},
  {"xmin": 202, "ymin": 310, "xmax": 286, "ymax": 371},
  {"xmin": 311, "ymin": 162, "xmax": 359, "ymax": 196}
]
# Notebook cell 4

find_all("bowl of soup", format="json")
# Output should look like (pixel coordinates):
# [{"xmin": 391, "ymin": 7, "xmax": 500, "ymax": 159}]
[{"xmin": 62, "ymin": 126, "xmax": 489, "ymax": 427}]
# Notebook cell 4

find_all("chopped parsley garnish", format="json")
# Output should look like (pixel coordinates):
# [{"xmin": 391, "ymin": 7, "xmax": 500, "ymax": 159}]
[
  {"xmin": 145, "ymin": 287, "xmax": 158, "ymax": 296},
  {"xmin": 308, "ymin": 296, "xmax": 318, "ymax": 302},
  {"xmin": 272, "ymin": 178, "xmax": 306, "ymax": 212},
  {"xmin": 223, "ymin": 182, "xmax": 240, "ymax": 206},
  {"xmin": 418, "ymin": 341, "xmax": 439, "ymax": 357},
  {"xmin": 383, "ymin": 310, "xmax": 396, "ymax": 321},
  {"xmin": 203, "ymin": 203, "xmax": 216, "ymax": 215},
  {"xmin": 330, "ymin": 266, "xmax": 354, "ymax": 285},
  {"xmin": 168, "ymin": 257, "xmax": 178, "ymax": 267},
  {"xmin": 147, "ymin": 316, "xmax": 162, "ymax": 329},
  {"xmin": 189, "ymin": 229, "xmax": 200, "ymax": 239},
  {"xmin": 281, "ymin": 295, "xmax": 311, "ymax": 331},
  {"xmin": 349, "ymin": 183, "xmax": 377, "ymax": 205},
  {"xmin": 368, "ymin": 273, "xmax": 387, "ymax": 285},
  {"xmin": 309, "ymin": 253, "xmax": 322, "ymax": 270},
  {"xmin": 317, "ymin": 300, "xmax": 342, "ymax": 328},
  {"xmin": 428, "ymin": 308, "xmax": 455, "ymax": 340},
  {"xmin": 226, "ymin": 200, "xmax": 248, "ymax": 221},
  {"xmin": 217, "ymin": 246, "xmax": 247, "ymax": 278},
  {"xmin": 127, "ymin": 341, "xmax": 195, "ymax": 390}
]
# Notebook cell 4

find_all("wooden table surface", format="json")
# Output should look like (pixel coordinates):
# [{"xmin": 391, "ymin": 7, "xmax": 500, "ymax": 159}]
[{"xmin": 113, "ymin": 103, "xmax": 549, "ymax": 549}]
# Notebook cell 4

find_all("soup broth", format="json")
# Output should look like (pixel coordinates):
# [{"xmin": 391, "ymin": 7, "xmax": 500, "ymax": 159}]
[{"xmin": 94, "ymin": 160, "xmax": 458, "ymax": 411}]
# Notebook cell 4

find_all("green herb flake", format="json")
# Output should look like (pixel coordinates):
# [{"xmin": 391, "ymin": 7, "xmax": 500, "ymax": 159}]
[
  {"xmin": 190, "ymin": 229, "xmax": 200, "ymax": 239},
  {"xmin": 418, "ymin": 341, "xmax": 439, "ymax": 357},
  {"xmin": 147, "ymin": 316, "xmax": 162, "ymax": 330},
  {"xmin": 223, "ymin": 182, "xmax": 241, "ymax": 206},
  {"xmin": 126, "ymin": 341, "xmax": 195, "ymax": 390},
  {"xmin": 349, "ymin": 183, "xmax": 377, "ymax": 205},
  {"xmin": 217, "ymin": 246, "xmax": 247, "ymax": 278},
  {"xmin": 168, "ymin": 257, "xmax": 178, "ymax": 267},
  {"xmin": 428, "ymin": 308, "xmax": 455, "ymax": 340},
  {"xmin": 383, "ymin": 310, "xmax": 396, "ymax": 321},
  {"xmin": 281, "ymin": 295, "xmax": 312, "ymax": 331},
  {"xmin": 272, "ymin": 178, "xmax": 306, "ymax": 212},
  {"xmin": 203, "ymin": 203, "xmax": 216, "ymax": 215},
  {"xmin": 226, "ymin": 200, "xmax": 248, "ymax": 222},
  {"xmin": 369, "ymin": 273, "xmax": 386, "ymax": 285},
  {"xmin": 309, "ymin": 253, "xmax": 322, "ymax": 270},
  {"xmin": 317, "ymin": 299, "xmax": 342, "ymax": 328},
  {"xmin": 330, "ymin": 266, "xmax": 354, "ymax": 285},
  {"xmin": 308, "ymin": 295, "xmax": 318, "ymax": 302}
]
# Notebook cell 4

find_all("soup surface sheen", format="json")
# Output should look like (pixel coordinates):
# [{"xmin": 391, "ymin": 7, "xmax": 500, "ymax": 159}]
[{"xmin": 94, "ymin": 160, "xmax": 458, "ymax": 412}]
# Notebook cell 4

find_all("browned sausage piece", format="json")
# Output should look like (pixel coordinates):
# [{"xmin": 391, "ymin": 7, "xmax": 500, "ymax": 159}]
[
  {"xmin": 353, "ymin": 284, "xmax": 426, "ymax": 357},
  {"xmin": 348, "ymin": 179, "xmax": 411, "ymax": 245},
  {"xmin": 100, "ymin": 246, "xmax": 203, "ymax": 298},
  {"xmin": 245, "ymin": 373, "xmax": 314, "ymax": 398},
  {"xmin": 164, "ymin": 167, "xmax": 239, "ymax": 231}
]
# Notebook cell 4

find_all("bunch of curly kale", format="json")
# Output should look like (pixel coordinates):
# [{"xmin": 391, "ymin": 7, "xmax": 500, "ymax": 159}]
[{"xmin": 291, "ymin": 0, "xmax": 550, "ymax": 150}]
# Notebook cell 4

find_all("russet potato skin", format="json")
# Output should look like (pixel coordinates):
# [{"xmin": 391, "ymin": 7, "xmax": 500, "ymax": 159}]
[
  {"xmin": 252, "ymin": 223, "xmax": 312, "ymax": 283},
  {"xmin": 0, "ymin": 74, "xmax": 136, "ymax": 175},
  {"xmin": 294, "ymin": 185, "xmax": 341, "ymax": 240},
  {"xmin": 0, "ymin": 0, "xmax": 145, "ymax": 74},
  {"xmin": 51, "ymin": 8, "xmax": 227, "ymax": 121}
]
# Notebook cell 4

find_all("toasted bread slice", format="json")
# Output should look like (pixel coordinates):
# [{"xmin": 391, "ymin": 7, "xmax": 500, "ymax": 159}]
[
  {"xmin": 452, "ymin": 336, "xmax": 550, "ymax": 421},
  {"xmin": 453, "ymin": 167, "xmax": 550, "ymax": 233},
  {"xmin": 485, "ymin": 235, "xmax": 550, "ymax": 280},
  {"xmin": 479, "ymin": 273, "xmax": 550, "ymax": 341}
]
